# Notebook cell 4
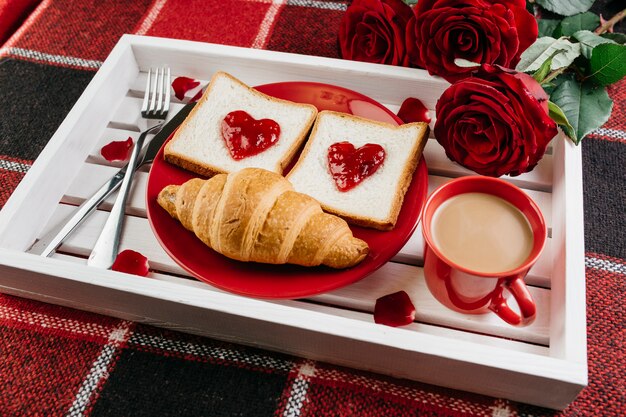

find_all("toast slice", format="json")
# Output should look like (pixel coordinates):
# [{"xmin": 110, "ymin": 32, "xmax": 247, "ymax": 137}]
[
  {"xmin": 164, "ymin": 71, "xmax": 317, "ymax": 177},
  {"xmin": 286, "ymin": 110, "xmax": 429, "ymax": 230}
]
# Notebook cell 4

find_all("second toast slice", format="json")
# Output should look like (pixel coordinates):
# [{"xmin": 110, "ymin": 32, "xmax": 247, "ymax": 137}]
[{"xmin": 286, "ymin": 111, "xmax": 429, "ymax": 230}]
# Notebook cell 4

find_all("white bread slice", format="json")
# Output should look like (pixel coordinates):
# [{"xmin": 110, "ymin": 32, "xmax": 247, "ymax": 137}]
[
  {"xmin": 286, "ymin": 111, "xmax": 429, "ymax": 230},
  {"xmin": 164, "ymin": 71, "xmax": 317, "ymax": 177}
]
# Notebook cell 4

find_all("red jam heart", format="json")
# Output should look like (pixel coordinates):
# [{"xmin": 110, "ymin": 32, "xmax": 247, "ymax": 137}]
[
  {"xmin": 374, "ymin": 291, "xmax": 416, "ymax": 327},
  {"xmin": 327, "ymin": 142, "xmax": 385, "ymax": 191},
  {"xmin": 221, "ymin": 110, "xmax": 281, "ymax": 160}
]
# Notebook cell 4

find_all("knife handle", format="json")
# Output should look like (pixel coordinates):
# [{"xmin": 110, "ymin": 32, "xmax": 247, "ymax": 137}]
[
  {"xmin": 87, "ymin": 124, "xmax": 160, "ymax": 269},
  {"xmin": 29, "ymin": 167, "xmax": 128, "ymax": 257}
]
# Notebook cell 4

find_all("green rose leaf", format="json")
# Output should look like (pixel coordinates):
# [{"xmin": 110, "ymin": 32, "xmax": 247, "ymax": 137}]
[
  {"xmin": 550, "ymin": 79, "xmax": 613, "ymax": 144},
  {"xmin": 601, "ymin": 33, "xmax": 626, "ymax": 45},
  {"xmin": 538, "ymin": 19, "xmax": 560, "ymax": 38},
  {"xmin": 533, "ymin": 59, "xmax": 553, "ymax": 83},
  {"xmin": 589, "ymin": 43, "xmax": 626, "ymax": 86},
  {"xmin": 402, "ymin": 0, "xmax": 418, "ymax": 5},
  {"xmin": 533, "ymin": 49, "xmax": 564, "ymax": 83},
  {"xmin": 535, "ymin": 0, "xmax": 594, "ymax": 17},
  {"xmin": 554, "ymin": 12, "xmax": 600, "ymax": 37},
  {"xmin": 572, "ymin": 30, "xmax": 615, "ymax": 59},
  {"xmin": 516, "ymin": 37, "xmax": 581, "ymax": 72},
  {"xmin": 548, "ymin": 101, "xmax": 576, "ymax": 142}
]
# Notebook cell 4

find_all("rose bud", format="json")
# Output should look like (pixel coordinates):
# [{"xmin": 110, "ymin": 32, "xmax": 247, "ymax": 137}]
[
  {"xmin": 406, "ymin": 0, "xmax": 537, "ymax": 82},
  {"xmin": 338, "ymin": 0, "xmax": 413, "ymax": 66},
  {"xmin": 434, "ymin": 65, "xmax": 558, "ymax": 177}
]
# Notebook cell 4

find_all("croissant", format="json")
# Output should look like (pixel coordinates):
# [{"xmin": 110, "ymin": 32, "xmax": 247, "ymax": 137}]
[{"xmin": 157, "ymin": 167, "xmax": 369, "ymax": 268}]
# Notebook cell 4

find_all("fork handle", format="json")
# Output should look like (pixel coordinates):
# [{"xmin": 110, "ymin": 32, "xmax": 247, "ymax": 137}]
[{"xmin": 87, "ymin": 124, "xmax": 161, "ymax": 269}]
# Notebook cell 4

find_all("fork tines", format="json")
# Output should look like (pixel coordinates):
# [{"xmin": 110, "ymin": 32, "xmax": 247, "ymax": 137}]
[{"xmin": 141, "ymin": 66, "xmax": 171, "ymax": 119}]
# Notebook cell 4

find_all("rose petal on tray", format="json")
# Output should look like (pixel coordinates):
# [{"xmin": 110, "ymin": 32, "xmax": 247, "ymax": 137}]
[
  {"xmin": 374, "ymin": 290, "xmax": 416, "ymax": 327},
  {"xmin": 397, "ymin": 97, "xmax": 431, "ymax": 124},
  {"xmin": 172, "ymin": 76, "xmax": 200, "ymax": 101},
  {"xmin": 111, "ymin": 249, "xmax": 150, "ymax": 277},
  {"xmin": 100, "ymin": 137, "xmax": 133, "ymax": 162}
]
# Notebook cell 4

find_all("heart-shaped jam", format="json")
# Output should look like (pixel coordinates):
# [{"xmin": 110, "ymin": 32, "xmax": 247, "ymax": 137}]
[
  {"xmin": 221, "ymin": 110, "xmax": 280, "ymax": 160},
  {"xmin": 327, "ymin": 142, "xmax": 386, "ymax": 191}
]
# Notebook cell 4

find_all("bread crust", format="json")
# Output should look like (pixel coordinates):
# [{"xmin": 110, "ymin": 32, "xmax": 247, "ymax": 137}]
[
  {"xmin": 164, "ymin": 71, "xmax": 317, "ymax": 177},
  {"xmin": 287, "ymin": 110, "xmax": 430, "ymax": 231}
]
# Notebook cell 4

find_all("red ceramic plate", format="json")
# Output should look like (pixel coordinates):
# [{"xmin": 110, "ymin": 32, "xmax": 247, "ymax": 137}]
[{"xmin": 146, "ymin": 82, "xmax": 428, "ymax": 299}]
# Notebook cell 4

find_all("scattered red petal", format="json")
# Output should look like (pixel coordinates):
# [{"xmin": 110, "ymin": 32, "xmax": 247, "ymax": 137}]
[
  {"xmin": 189, "ymin": 89, "xmax": 203, "ymax": 103},
  {"xmin": 100, "ymin": 137, "xmax": 133, "ymax": 162},
  {"xmin": 397, "ymin": 97, "xmax": 431, "ymax": 124},
  {"xmin": 172, "ymin": 76, "xmax": 200, "ymax": 101},
  {"xmin": 374, "ymin": 291, "xmax": 416, "ymax": 327},
  {"xmin": 111, "ymin": 249, "xmax": 150, "ymax": 277}
]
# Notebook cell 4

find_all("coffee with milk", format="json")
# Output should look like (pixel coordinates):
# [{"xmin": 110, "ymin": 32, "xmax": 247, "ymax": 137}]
[{"xmin": 431, "ymin": 192, "xmax": 534, "ymax": 273}]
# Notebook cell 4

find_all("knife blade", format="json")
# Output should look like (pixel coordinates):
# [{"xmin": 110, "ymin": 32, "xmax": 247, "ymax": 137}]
[{"xmin": 29, "ymin": 103, "xmax": 195, "ymax": 257}]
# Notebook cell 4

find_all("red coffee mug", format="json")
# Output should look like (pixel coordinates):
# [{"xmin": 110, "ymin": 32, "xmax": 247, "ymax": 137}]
[{"xmin": 422, "ymin": 176, "xmax": 546, "ymax": 326}]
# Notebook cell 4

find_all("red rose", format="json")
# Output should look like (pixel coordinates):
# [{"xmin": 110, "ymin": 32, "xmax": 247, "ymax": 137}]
[
  {"xmin": 407, "ymin": 0, "xmax": 537, "ymax": 82},
  {"xmin": 434, "ymin": 65, "xmax": 558, "ymax": 177},
  {"xmin": 339, "ymin": 0, "xmax": 413, "ymax": 66}
]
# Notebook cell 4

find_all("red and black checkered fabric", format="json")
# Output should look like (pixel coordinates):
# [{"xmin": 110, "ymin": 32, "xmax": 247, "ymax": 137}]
[{"xmin": 0, "ymin": 0, "xmax": 624, "ymax": 416}]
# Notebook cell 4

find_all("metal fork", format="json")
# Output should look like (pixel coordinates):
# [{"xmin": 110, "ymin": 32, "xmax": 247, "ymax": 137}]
[{"xmin": 87, "ymin": 67, "xmax": 170, "ymax": 269}]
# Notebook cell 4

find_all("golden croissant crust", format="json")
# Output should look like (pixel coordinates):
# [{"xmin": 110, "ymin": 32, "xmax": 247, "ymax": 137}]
[{"xmin": 157, "ymin": 168, "xmax": 369, "ymax": 269}]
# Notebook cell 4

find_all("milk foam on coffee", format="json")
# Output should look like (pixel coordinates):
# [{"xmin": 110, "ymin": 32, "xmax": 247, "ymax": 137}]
[{"xmin": 432, "ymin": 192, "xmax": 533, "ymax": 273}]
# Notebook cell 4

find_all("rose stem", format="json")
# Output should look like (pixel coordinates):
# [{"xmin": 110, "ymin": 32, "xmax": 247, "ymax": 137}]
[
  {"xmin": 542, "ymin": 67, "xmax": 566, "ymax": 85},
  {"xmin": 594, "ymin": 8, "xmax": 626, "ymax": 35}
]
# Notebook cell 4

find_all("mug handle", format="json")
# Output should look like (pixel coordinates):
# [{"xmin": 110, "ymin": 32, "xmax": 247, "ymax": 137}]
[{"xmin": 488, "ymin": 277, "xmax": 536, "ymax": 326}]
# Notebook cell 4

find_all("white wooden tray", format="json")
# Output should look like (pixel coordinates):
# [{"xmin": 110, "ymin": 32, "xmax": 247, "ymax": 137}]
[{"xmin": 0, "ymin": 35, "xmax": 586, "ymax": 409}]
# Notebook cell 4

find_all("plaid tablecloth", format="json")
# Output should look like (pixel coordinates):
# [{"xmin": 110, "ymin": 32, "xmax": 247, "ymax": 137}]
[{"xmin": 0, "ymin": 1, "xmax": 624, "ymax": 416}]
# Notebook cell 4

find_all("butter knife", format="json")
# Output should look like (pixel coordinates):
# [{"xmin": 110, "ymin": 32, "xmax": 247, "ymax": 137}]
[{"xmin": 30, "ymin": 103, "xmax": 195, "ymax": 257}]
